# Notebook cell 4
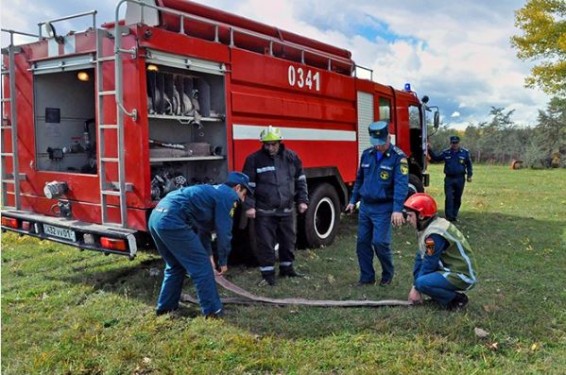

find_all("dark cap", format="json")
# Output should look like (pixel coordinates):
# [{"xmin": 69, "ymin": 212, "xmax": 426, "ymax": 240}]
[
  {"xmin": 368, "ymin": 121, "xmax": 389, "ymax": 146},
  {"xmin": 225, "ymin": 172, "xmax": 254, "ymax": 195},
  {"xmin": 450, "ymin": 135, "xmax": 460, "ymax": 143}
]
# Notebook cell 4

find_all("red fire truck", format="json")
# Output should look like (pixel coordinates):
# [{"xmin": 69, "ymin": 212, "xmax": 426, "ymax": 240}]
[{"xmin": 1, "ymin": 0, "xmax": 439, "ymax": 259}]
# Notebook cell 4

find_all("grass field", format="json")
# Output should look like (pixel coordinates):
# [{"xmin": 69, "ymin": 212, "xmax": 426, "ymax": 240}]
[{"xmin": 2, "ymin": 164, "xmax": 565, "ymax": 374}]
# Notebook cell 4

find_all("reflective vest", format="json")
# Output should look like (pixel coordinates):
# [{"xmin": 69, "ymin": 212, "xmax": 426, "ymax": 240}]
[{"xmin": 417, "ymin": 217, "xmax": 477, "ymax": 290}]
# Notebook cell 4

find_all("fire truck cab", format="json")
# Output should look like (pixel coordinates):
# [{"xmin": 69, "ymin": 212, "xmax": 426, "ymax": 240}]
[{"xmin": 1, "ymin": 0, "xmax": 439, "ymax": 259}]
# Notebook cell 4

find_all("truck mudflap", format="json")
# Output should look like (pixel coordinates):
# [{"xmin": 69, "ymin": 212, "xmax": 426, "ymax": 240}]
[{"xmin": 1, "ymin": 210, "xmax": 138, "ymax": 259}]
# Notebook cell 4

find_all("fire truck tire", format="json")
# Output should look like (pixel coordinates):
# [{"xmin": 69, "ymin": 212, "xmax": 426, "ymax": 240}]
[
  {"xmin": 408, "ymin": 174, "xmax": 424, "ymax": 197},
  {"xmin": 301, "ymin": 183, "xmax": 340, "ymax": 248}
]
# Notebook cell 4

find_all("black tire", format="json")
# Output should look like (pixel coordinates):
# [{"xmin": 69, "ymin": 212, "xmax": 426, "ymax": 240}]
[
  {"xmin": 302, "ymin": 183, "xmax": 341, "ymax": 248},
  {"xmin": 408, "ymin": 174, "xmax": 424, "ymax": 198}
]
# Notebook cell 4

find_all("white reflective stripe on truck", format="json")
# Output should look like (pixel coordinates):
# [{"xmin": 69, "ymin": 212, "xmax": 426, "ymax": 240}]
[{"xmin": 233, "ymin": 124, "xmax": 356, "ymax": 141}]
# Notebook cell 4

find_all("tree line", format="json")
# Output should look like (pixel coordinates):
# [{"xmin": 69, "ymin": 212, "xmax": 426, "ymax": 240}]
[
  {"xmin": 427, "ymin": 0, "xmax": 566, "ymax": 168},
  {"xmin": 427, "ymin": 97, "xmax": 566, "ymax": 168}
]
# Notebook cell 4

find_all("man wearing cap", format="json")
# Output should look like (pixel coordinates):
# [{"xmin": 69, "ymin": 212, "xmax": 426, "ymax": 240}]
[
  {"xmin": 148, "ymin": 171, "xmax": 253, "ymax": 318},
  {"xmin": 428, "ymin": 135, "xmax": 473, "ymax": 222},
  {"xmin": 345, "ymin": 121, "xmax": 409, "ymax": 286},
  {"xmin": 243, "ymin": 125, "xmax": 309, "ymax": 286}
]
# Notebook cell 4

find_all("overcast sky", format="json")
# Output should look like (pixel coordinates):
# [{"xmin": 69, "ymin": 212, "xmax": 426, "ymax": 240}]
[{"xmin": 1, "ymin": 0, "xmax": 550, "ymax": 129}]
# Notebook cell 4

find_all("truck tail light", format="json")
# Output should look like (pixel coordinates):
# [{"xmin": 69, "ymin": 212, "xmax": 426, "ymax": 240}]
[
  {"xmin": 1, "ymin": 217, "xmax": 19, "ymax": 229},
  {"xmin": 100, "ymin": 237, "xmax": 127, "ymax": 251}
]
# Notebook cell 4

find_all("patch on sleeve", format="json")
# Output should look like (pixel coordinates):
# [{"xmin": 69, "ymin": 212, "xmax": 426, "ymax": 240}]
[
  {"xmin": 400, "ymin": 158, "xmax": 409, "ymax": 175},
  {"xmin": 425, "ymin": 237, "xmax": 435, "ymax": 256}
]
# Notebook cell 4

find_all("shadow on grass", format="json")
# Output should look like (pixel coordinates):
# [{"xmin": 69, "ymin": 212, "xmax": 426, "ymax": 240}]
[
  {"xmin": 44, "ymin": 210, "xmax": 565, "ymax": 341},
  {"xmin": 45, "ymin": 257, "xmax": 165, "ymax": 308}
]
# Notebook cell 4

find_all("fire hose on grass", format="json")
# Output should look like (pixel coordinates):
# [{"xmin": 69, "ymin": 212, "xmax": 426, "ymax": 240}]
[{"xmin": 181, "ymin": 275, "xmax": 412, "ymax": 307}]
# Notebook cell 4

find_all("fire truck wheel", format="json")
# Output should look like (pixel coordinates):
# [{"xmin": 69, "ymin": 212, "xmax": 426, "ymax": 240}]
[
  {"xmin": 408, "ymin": 174, "xmax": 424, "ymax": 197},
  {"xmin": 301, "ymin": 183, "xmax": 341, "ymax": 248}
]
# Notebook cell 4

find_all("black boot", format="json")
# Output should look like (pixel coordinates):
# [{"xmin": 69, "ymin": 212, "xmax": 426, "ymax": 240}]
[
  {"xmin": 261, "ymin": 270, "xmax": 276, "ymax": 286},
  {"xmin": 279, "ymin": 265, "xmax": 302, "ymax": 278},
  {"xmin": 447, "ymin": 292, "xmax": 468, "ymax": 310},
  {"xmin": 205, "ymin": 309, "xmax": 224, "ymax": 320}
]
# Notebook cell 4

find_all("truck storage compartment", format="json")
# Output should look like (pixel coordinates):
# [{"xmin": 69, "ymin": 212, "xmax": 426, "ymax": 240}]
[
  {"xmin": 34, "ymin": 69, "xmax": 97, "ymax": 174},
  {"xmin": 144, "ymin": 62, "xmax": 227, "ymax": 200}
]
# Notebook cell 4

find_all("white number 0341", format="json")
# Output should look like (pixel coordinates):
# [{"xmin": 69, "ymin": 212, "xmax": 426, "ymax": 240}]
[{"xmin": 288, "ymin": 65, "xmax": 321, "ymax": 91}]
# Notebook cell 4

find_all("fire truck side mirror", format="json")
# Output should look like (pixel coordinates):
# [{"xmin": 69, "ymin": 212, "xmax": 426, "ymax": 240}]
[
  {"xmin": 433, "ymin": 111, "xmax": 440, "ymax": 128},
  {"xmin": 44, "ymin": 22, "xmax": 64, "ymax": 44}
]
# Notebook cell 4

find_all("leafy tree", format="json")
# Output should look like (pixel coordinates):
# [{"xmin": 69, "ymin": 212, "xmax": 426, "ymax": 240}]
[
  {"xmin": 427, "ymin": 122, "xmax": 453, "ymax": 151},
  {"xmin": 478, "ymin": 107, "xmax": 518, "ymax": 163},
  {"xmin": 529, "ymin": 96, "xmax": 566, "ymax": 167},
  {"xmin": 510, "ymin": 0, "xmax": 566, "ymax": 96},
  {"xmin": 463, "ymin": 125, "xmax": 482, "ymax": 161}
]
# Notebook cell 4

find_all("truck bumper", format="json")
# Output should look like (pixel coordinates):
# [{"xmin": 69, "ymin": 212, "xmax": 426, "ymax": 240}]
[{"xmin": 1, "ymin": 209, "xmax": 138, "ymax": 258}]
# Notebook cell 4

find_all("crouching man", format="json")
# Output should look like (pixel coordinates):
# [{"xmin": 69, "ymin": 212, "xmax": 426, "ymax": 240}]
[
  {"xmin": 404, "ymin": 193, "xmax": 477, "ymax": 310},
  {"xmin": 148, "ymin": 172, "xmax": 253, "ymax": 318}
]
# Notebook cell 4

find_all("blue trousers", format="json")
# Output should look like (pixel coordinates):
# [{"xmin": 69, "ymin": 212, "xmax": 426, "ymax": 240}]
[
  {"xmin": 148, "ymin": 212, "xmax": 222, "ymax": 316},
  {"xmin": 444, "ymin": 176, "xmax": 465, "ymax": 220},
  {"xmin": 414, "ymin": 272, "xmax": 459, "ymax": 306},
  {"xmin": 356, "ymin": 203, "xmax": 394, "ymax": 283}
]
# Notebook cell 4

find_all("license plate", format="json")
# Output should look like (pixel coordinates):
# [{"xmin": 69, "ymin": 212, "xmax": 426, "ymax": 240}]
[{"xmin": 43, "ymin": 224, "xmax": 76, "ymax": 242}]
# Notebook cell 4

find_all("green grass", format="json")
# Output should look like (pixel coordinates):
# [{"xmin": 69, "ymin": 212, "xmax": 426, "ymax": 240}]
[{"xmin": 2, "ymin": 165, "xmax": 566, "ymax": 374}]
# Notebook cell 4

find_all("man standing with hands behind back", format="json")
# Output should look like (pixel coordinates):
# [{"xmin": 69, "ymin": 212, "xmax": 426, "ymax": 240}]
[
  {"xmin": 345, "ymin": 120, "xmax": 409, "ymax": 287},
  {"xmin": 428, "ymin": 135, "xmax": 473, "ymax": 222}
]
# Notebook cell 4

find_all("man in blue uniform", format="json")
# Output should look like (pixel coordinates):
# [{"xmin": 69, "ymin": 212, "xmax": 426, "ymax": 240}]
[
  {"xmin": 404, "ymin": 193, "xmax": 477, "ymax": 310},
  {"xmin": 148, "ymin": 172, "xmax": 253, "ymax": 318},
  {"xmin": 243, "ymin": 126, "xmax": 309, "ymax": 286},
  {"xmin": 345, "ymin": 121, "xmax": 409, "ymax": 286},
  {"xmin": 428, "ymin": 135, "xmax": 473, "ymax": 222}
]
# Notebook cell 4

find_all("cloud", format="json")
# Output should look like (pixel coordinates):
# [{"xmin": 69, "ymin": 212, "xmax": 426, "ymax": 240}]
[{"xmin": 1, "ymin": 0, "xmax": 550, "ymax": 130}]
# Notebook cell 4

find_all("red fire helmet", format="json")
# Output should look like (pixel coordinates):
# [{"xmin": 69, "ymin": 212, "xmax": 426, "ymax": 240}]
[{"xmin": 404, "ymin": 193, "xmax": 438, "ymax": 218}]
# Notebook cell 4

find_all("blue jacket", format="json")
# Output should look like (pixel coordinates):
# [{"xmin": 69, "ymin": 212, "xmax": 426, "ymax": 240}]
[
  {"xmin": 429, "ymin": 147, "xmax": 473, "ymax": 178},
  {"xmin": 152, "ymin": 184, "xmax": 240, "ymax": 266},
  {"xmin": 350, "ymin": 145, "xmax": 409, "ymax": 212}
]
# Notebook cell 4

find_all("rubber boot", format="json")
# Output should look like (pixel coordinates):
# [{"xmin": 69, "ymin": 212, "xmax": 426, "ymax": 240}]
[
  {"xmin": 261, "ymin": 270, "xmax": 276, "ymax": 286},
  {"xmin": 279, "ymin": 265, "xmax": 302, "ymax": 278},
  {"xmin": 447, "ymin": 292, "xmax": 469, "ymax": 310}
]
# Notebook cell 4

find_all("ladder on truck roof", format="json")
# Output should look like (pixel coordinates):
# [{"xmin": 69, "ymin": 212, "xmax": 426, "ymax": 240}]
[
  {"xmin": 0, "ymin": 29, "xmax": 37, "ymax": 210},
  {"xmin": 122, "ymin": 0, "xmax": 354, "ymax": 75},
  {"xmin": 95, "ymin": 22, "xmax": 137, "ymax": 228}
]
